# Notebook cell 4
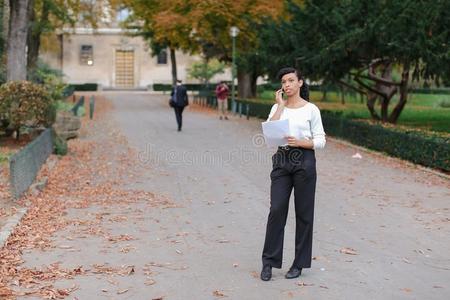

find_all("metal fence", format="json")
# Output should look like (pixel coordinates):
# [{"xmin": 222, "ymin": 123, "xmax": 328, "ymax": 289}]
[
  {"xmin": 193, "ymin": 91, "xmax": 251, "ymax": 119},
  {"xmin": 9, "ymin": 128, "xmax": 53, "ymax": 199}
]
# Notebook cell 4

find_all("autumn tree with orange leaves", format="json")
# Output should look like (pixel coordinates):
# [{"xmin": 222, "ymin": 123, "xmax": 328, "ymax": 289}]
[{"xmin": 123, "ymin": 0, "xmax": 284, "ymax": 94}]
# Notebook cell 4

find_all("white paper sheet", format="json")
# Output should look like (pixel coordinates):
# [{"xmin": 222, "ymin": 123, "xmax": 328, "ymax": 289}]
[{"xmin": 261, "ymin": 119, "xmax": 290, "ymax": 147}]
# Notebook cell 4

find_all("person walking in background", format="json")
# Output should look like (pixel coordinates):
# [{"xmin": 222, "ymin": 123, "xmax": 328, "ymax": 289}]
[
  {"xmin": 215, "ymin": 81, "xmax": 229, "ymax": 120},
  {"xmin": 170, "ymin": 80, "xmax": 189, "ymax": 132},
  {"xmin": 260, "ymin": 67, "xmax": 326, "ymax": 281}
]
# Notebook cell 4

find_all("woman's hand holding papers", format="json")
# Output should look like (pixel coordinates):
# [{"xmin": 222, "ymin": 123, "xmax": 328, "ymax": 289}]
[{"xmin": 286, "ymin": 136, "xmax": 314, "ymax": 149}]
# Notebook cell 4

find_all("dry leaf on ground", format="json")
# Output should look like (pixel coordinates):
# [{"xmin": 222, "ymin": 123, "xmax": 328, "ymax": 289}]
[{"xmin": 340, "ymin": 247, "xmax": 358, "ymax": 255}]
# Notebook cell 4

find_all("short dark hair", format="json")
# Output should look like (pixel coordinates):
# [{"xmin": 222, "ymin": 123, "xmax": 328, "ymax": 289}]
[
  {"xmin": 176, "ymin": 79, "xmax": 182, "ymax": 83},
  {"xmin": 277, "ymin": 67, "xmax": 303, "ymax": 80},
  {"xmin": 276, "ymin": 67, "xmax": 309, "ymax": 101}
]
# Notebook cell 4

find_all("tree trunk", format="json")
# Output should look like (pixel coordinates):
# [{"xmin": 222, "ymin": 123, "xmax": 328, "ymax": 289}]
[
  {"xmin": 378, "ymin": 64, "xmax": 396, "ymax": 122},
  {"xmin": 26, "ymin": 2, "xmax": 37, "ymax": 73},
  {"xmin": 169, "ymin": 47, "xmax": 177, "ymax": 86},
  {"xmin": 2, "ymin": 0, "xmax": 9, "ymax": 56},
  {"xmin": 203, "ymin": 57, "xmax": 209, "ymax": 89},
  {"xmin": 380, "ymin": 97, "xmax": 389, "ymax": 121},
  {"xmin": 27, "ymin": 0, "xmax": 49, "ymax": 74},
  {"xmin": 7, "ymin": 0, "xmax": 32, "ymax": 81},
  {"xmin": 322, "ymin": 90, "xmax": 327, "ymax": 101},
  {"xmin": 339, "ymin": 85, "xmax": 345, "ymax": 104},
  {"xmin": 388, "ymin": 63, "xmax": 410, "ymax": 123},
  {"xmin": 251, "ymin": 72, "xmax": 258, "ymax": 97},
  {"xmin": 0, "ymin": 0, "xmax": 5, "ymax": 55},
  {"xmin": 361, "ymin": 61, "xmax": 397, "ymax": 122},
  {"xmin": 237, "ymin": 69, "xmax": 257, "ymax": 98},
  {"xmin": 237, "ymin": 70, "xmax": 250, "ymax": 98},
  {"xmin": 367, "ymin": 92, "xmax": 381, "ymax": 120}
]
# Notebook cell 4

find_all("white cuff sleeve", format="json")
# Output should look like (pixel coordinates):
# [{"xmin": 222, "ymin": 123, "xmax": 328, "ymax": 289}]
[{"xmin": 310, "ymin": 105, "xmax": 326, "ymax": 150}]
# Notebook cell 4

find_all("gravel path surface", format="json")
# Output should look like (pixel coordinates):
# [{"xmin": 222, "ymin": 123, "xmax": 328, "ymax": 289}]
[{"xmin": 18, "ymin": 92, "xmax": 449, "ymax": 299}]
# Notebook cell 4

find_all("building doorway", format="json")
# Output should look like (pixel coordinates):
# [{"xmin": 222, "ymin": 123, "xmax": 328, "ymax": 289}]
[{"xmin": 115, "ymin": 49, "xmax": 134, "ymax": 88}]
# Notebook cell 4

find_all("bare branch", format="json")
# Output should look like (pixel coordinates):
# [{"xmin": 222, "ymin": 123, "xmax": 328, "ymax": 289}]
[
  {"xmin": 358, "ymin": 73, "xmax": 401, "ymax": 87},
  {"xmin": 337, "ymin": 80, "xmax": 367, "ymax": 95},
  {"xmin": 368, "ymin": 59, "xmax": 401, "ymax": 86},
  {"xmin": 353, "ymin": 76, "xmax": 386, "ymax": 98}
]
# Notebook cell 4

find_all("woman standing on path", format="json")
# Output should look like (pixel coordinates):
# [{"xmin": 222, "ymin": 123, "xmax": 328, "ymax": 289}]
[{"xmin": 260, "ymin": 67, "xmax": 326, "ymax": 281}]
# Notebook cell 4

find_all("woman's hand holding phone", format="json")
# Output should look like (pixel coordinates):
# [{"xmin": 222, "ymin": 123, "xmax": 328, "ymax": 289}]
[{"xmin": 275, "ymin": 89, "xmax": 286, "ymax": 106}]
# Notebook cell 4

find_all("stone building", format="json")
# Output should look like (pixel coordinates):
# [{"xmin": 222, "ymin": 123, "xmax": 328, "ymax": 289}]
[{"xmin": 40, "ymin": 6, "xmax": 230, "ymax": 90}]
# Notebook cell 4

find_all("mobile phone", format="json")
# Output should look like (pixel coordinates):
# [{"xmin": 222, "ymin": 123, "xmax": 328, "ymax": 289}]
[{"xmin": 281, "ymin": 88, "xmax": 285, "ymax": 99}]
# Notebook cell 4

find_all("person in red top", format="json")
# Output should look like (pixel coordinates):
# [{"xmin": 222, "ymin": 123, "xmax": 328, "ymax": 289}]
[{"xmin": 215, "ymin": 81, "xmax": 229, "ymax": 120}]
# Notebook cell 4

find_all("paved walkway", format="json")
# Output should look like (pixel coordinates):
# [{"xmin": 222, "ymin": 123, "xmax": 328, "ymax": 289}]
[{"xmin": 9, "ymin": 93, "xmax": 450, "ymax": 299}]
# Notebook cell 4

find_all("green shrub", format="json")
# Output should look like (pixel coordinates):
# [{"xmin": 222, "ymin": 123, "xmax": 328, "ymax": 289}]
[
  {"xmin": 53, "ymin": 134, "xmax": 68, "ymax": 155},
  {"xmin": 187, "ymin": 59, "xmax": 225, "ymax": 85},
  {"xmin": 62, "ymin": 85, "xmax": 75, "ymax": 97},
  {"xmin": 0, "ymin": 81, "xmax": 53, "ymax": 138},
  {"xmin": 44, "ymin": 100, "xmax": 75, "ymax": 125},
  {"xmin": 28, "ymin": 60, "xmax": 64, "ymax": 84},
  {"xmin": 43, "ymin": 73, "xmax": 67, "ymax": 102},
  {"xmin": 76, "ymin": 106, "xmax": 85, "ymax": 117},
  {"xmin": 54, "ymin": 100, "xmax": 74, "ymax": 112},
  {"xmin": 29, "ymin": 61, "xmax": 68, "ymax": 101}
]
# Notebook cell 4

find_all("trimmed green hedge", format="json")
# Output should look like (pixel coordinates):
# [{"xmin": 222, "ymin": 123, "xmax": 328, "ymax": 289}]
[
  {"xmin": 68, "ymin": 83, "xmax": 98, "ymax": 91},
  {"xmin": 321, "ymin": 111, "xmax": 449, "ymax": 171},
  {"xmin": 411, "ymin": 88, "xmax": 450, "ymax": 95},
  {"xmin": 153, "ymin": 83, "xmax": 218, "ymax": 92},
  {"xmin": 235, "ymin": 99, "xmax": 449, "ymax": 172},
  {"xmin": 153, "ymin": 84, "xmax": 172, "ymax": 92},
  {"xmin": 257, "ymin": 84, "xmax": 450, "ymax": 95},
  {"xmin": 236, "ymin": 99, "xmax": 272, "ymax": 119},
  {"xmin": 184, "ymin": 84, "xmax": 217, "ymax": 91},
  {"xmin": 257, "ymin": 83, "xmax": 322, "ymax": 93}
]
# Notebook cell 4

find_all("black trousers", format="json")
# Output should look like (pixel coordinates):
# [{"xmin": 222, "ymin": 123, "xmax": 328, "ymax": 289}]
[
  {"xmin": 173, "ymin": 106, "xmax": 185, "ymax": 130},
  {"xmin": 262, "ymin": 147, "xmax": 317, "ymax": 269}
]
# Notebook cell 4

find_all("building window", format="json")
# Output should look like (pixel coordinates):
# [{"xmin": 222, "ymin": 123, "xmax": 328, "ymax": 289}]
[
  {"xmin": 80, "ymin": 45, "xmax": 94, "ymax": 66},
  {"xmin": 157, "ymin": 50, "xmax": 167, "ymax": 64}
]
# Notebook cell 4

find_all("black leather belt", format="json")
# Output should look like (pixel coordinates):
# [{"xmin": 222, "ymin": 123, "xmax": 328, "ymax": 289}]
[
  {"xmin": 278, "ymin": 145, "xmax": 292, "ymax": 151},
  {"xmin": 278, "ymin": 145, "xmax": 313, "ymax": 152}
]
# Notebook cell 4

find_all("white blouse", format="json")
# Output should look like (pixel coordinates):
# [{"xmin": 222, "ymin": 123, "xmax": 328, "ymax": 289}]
[{"xmin": 267, "ymin": 102, "xmax": 326, "ymax": 149}]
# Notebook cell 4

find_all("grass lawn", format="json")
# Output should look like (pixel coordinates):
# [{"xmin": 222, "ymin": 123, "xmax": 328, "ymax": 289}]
[{"xmin": 256, "ymin": 90, "xmax": 450, "ymax": 133}]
